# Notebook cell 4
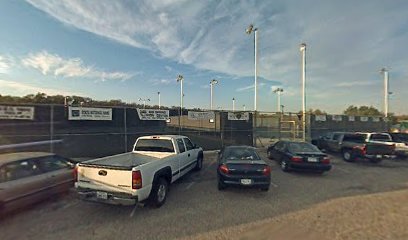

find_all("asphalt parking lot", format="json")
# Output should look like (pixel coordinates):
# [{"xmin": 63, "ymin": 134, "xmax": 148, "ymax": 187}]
[{"xmin": 1, "ymin": 150, "xmax": 408, "ymax": 240}]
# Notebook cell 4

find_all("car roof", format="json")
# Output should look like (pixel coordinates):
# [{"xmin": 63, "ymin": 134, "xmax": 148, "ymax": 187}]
[
  {"xmin": 223, "ymin": 145, "xmax": 256, "ymax": 150},
  {"xmin": 0, "ymin": 152, "xmax": 54, "ymax": 166},
  {"xmin": 139, "ymin": 135, "xmax": 188, "ymax": 140}
]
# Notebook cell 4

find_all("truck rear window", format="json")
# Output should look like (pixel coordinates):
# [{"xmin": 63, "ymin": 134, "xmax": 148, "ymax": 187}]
[{"xmin": 134, "ymin": 139, "xmax": 175, "ymax": 152}]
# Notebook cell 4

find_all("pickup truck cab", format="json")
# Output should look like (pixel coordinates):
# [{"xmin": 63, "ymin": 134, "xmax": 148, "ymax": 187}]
[
  {"xmin": 313, "ymin": 132, "xmax": 395, "ymax": 163},
  {"xmin": 75, "ymin": 135, "xmax": 203, "ymax": 207}
]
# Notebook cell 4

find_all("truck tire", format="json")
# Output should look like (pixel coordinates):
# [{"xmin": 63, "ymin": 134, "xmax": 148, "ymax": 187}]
[
  {"xmin": 342, "ymin": 149, "xmax": 354, "ymax": 162},
  {"xmin": 194, "ymin": 154, "xmax": 203, "ymax": 171},
  {"xmin": 149, "ymin": 178, "xmax": 168, "ymax": 208}
]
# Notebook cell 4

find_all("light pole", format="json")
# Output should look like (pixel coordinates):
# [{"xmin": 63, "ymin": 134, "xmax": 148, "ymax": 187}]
[
  {"xmin": 273, "ymin": 88, "xmax": 284, "ymax": 112},
  {"xmin": 232, "ymin": 97, "xmax": 236, "ymax": 112},
  {"xmin": 177, "ymin": 75, "xmax": 184, "ymax": 133},
  {"xmin": 299, "ymin": 43, "xmax": 307, "ymax": 141},
  {"xmin": 380, "ymin": 68, "xmax": 390, "ymax": 118},
  {"xmin": 157, "ymin": 92, "xmax": 161, "ymax": 109},
  {"xmin": 210, "ymin": 79, "xmax": 218, "ymax": 110},
  {"xmin": 246, "ymin": 24, "xmax": 258, "ymax": 111},
  {"xmin": 138, "ymin": 98, "xmax": 150, "ymax": 108}
]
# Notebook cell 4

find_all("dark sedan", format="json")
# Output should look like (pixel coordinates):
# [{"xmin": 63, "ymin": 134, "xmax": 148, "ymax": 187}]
[
  {"xmin": 0, "ymin": 152, "xmax": 75, "ymax": 216},
  {"xmin": 217, "ymin": 146, "xmax": 271, "ymax": 191},
  {"xmin": 267, "ymin": 141, "xmax": 331, "ymax": 173}
]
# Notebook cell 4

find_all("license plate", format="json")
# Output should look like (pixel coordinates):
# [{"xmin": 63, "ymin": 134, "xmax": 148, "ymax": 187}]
[
  {"xmin": 376, "ymin": 155, "xmax": 382, "ymax": 158},
  {"xmin": 96, "ymin": 191, "xmax": 108, "ymax": 199},
  {"xmin": 308, "ymin": 157, "xmax": 318, "ymax": 162},
  {"xmin": 240, "ymin": 179, "xmax": 252, "ymax": 185}
]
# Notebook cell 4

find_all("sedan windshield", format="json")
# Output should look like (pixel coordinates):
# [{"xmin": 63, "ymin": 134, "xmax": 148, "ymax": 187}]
[
  {"xmin": 223, "ymin": 147, "xmax": 260, "ymax": 161},
  {"xmin": 288, "ymin": 142, "xmax": 320, "ymax": 153}
]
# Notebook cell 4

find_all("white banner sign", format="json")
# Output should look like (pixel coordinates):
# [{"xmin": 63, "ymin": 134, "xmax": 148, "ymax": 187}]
[
  {"xmin": 228, "ymin": 112, "xmax": 249, "ymax": 121},
  {"xmin": 348, "ymin": 116, "xmax": 355, "ymax": 121},
  {"xmin": 188, "ymin": 111, "xmax": 215, "ymax": 120},
  {"xmin": 137, "ymin": 109, "xmax": 169, "ymax": 120},
  {"xmin": 315, "ymin": 115, "xmax": 326, "ymax": 122},
  {"xmin": 332, "ymin": 115, "xmax": 343, "ymax": 121},
  {"xmin": 372, "ymin": 117, "xmax": 380, "ymax": 122},
  {"xmin": 69, "ymin": 107, "xmax": 112, "ymax": 121},
  {"xmin": 0, "ymin": 105, "xmax": 34, "ymax": 120},
  {"xmin": 360, "ymin": 116, "xmax": 368, "ymax": 122}
]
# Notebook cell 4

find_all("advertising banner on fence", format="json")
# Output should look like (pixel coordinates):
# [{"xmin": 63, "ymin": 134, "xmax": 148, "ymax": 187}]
[
  {"xmin": 360, "ymin": 116, "xmax": 368, "ymax": 122},
  {"xmin": 68, "ymin": 107, "xmax": 112, "ymax": 121},
  {"xmin": 331, "ymin": 115, "xmax": 343, "ymax": 121},
  {"xmin": 137, "ymin": 109, "xmax": 169, "ymax": 120},
  {"xmin": 348, "ymin": 116, "xmax": 355, "ymax": 121},
  {"xmin": 315, "ymin": 115, "xmax": 326, "ymax": 122},
  {"xmin": 0, "ymin": 105, "xmax": 34, "ymax": 120},
  {"xmin": 372, "ymin": 117, "xmax": 380, "ymax": 122},
  {"xmin": 227, "ymin": 112, "xmax": 249, "ymax": 121},
  {"xmin": 188, "ymin": 111, "xmax": 215, "ymax": 120}
]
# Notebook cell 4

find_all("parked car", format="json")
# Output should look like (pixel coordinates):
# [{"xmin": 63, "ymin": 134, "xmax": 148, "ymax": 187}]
[
  {"xmin": 0, "ymin": 152, "xmax": 75, "ymax": 215},
  {"xmin": 368, "ymin": 132, "xmax": 408, "ymax": 159},
  {"xmin": 217, "ymin": 146, "xmax": 271, "ymax": 191},
  {"xmin": 75, "ymin": 135, "xmax": 203, "ymax": 208},
  {"xmin": 389, "ymin": 132, "xmax": 408, "ymax": 145},
  {"xmin": 267, "ymin": 141, "xmax": 331, "ymax": 173},
  {"xmin": 312, "ymin": 132, "xmax": 395, "ymax": 162}
]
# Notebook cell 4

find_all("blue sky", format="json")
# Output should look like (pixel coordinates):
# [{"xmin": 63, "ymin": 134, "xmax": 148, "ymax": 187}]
[{"xmin": 0, "ymin": 0, "xmax": 407, "ymax": 114}]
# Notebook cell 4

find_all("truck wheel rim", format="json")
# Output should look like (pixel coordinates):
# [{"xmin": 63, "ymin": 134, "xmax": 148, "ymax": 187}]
[
  {"xmin": 344, "ymin": 152, "xmax": 350, "ymax": 160},
  {"xmin": 157, "ymin": 185, "xmax": 166, "ymax": 202},
  {"xmin": 281, "ymin": 161, "xmax": 286, "ymax": 169}
]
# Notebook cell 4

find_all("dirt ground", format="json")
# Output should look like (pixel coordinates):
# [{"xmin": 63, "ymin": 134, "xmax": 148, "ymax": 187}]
[{"xmin": 184, "ymin": 189, "xmax": 408, "ymax": 240}]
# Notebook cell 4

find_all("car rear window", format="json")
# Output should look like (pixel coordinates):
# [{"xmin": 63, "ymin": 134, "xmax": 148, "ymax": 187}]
[
  {"xmin": 288, "ymin": 142, "xmax": 319, "ymax": 153},
  {"xmin": 134, "ymin": 139, "xmax": 175, "ymax": 152},
  {"xmin": 370, "ymin": 134, "xmax": 392, "ymax": 141},
  {"xmin": 223, "ymin": 147, "xmax": 260, "ymax": 160}
]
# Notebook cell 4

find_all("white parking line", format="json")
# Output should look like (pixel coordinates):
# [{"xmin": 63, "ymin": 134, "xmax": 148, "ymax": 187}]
[
  {"xmin": 270, "ymin": 182, "xmax": 279, "ymax": 188},
  {"xmin": 185, "ymin": 182, "xmax": 195, "ymax": 190},
  {"xmin": 129, "ymin": 205, "xmax": 138, "ymax": 218}
]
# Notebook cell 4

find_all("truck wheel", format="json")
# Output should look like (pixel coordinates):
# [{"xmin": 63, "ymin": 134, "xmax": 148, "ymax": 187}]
[
  {"xmin": 149, "ymin": 178, "xmax": 168, "ymax": 208},
  {"xmin": 194, "ymin": 155, "xmax": 203, "ymax": 171},
  {"xmin": 342, "ymin": 149, "xmax": 354, "ymax": 162}
]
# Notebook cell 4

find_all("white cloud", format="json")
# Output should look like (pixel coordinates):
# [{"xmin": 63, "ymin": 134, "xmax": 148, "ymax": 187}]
[
  {"xmin": 335, "ymin": 81, "xmax": 374, "ymax": 88},
  {"xmin": 236, "ymin": 82, "xmax": 266, "ymax": 92},
  {"xmin": 0, "ymin": 56, "xmax": 12, "ymax": 74},
  {"xmin": 21, "ymin": 51, "xmax": 133, "ymax": 81},
  {"xmin": 150, "ymin": 78, "xmax": 173, "ymax": 85},
  {"xmin": 0, "ymin": 79, "xmax": 80, "ymax": 96}
]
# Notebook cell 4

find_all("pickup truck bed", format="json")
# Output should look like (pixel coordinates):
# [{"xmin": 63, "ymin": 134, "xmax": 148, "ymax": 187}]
[{"xmin": 80, "ymin": 152, "xmax": 160, "ymax": 170}]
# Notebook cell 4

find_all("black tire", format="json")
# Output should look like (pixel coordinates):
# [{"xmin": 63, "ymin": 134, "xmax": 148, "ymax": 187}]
[
  {"xmin": 342, "ymin": 149, "xmax": 354, "ymax": 162},
  {"xmin": 280, "ymin": 159, "xmax": 289, "ymax": 172},
  {"xmin": 194, "ymin": 154, "xmax": 203, "ymax": 171},
  {"xmin": 260, "ymin": 187, "xmax": 269, "ymax": 192},
  {"xmin": 218, "ymin": 179, "xmax": 227, "ymax": 191},
  {"xmin": 149, "ymin": 178, "xmax": 169, "ymax": 208},
  {"xmin": 267, "ymin": 150, "xmax": 273, "ymax": 159}
]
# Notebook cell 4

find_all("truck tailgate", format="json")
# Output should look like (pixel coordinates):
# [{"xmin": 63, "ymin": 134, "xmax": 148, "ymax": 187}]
[
  {"xmin": 77, "ymin": 165, "xmax": 134, "ymax": 194},
  {"xmin": 366, "ymin": 143, "xmax": 394, "ymax": 155}
]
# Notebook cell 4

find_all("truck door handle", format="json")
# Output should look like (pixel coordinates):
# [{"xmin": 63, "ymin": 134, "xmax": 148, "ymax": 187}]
[{"xmin": 188, "ymin": 154, "xmax": 190, "ymax": 157}]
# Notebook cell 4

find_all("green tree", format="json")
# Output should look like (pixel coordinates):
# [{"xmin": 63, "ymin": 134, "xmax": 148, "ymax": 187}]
[{"xmin": 343, "ymin": 105, "xmax": 382, "ymax": 116}]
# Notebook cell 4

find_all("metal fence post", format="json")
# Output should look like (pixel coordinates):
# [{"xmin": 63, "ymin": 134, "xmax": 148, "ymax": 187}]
[
  {"xmin": 124, "ymin": 107, "xmax": 128, "ymax": 152},
  {"xmin": 50, "ymin": 105, "xmax": 54, "ymax": 153}
]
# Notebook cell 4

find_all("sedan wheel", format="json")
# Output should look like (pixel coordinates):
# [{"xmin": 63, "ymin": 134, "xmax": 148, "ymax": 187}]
[{"xmin": 280, "ymin": 160, "xmax": 289, "ymax": 172}]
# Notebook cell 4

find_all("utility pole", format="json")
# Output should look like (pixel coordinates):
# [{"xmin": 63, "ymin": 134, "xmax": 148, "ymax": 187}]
[{"xmin": 300, "ymin": 43, "xmax": 307, "ymax": 141}]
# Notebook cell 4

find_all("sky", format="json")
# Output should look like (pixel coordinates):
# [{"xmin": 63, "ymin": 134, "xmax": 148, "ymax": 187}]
[{"xmin": 0, "ymin": 0, "xmax": 407, "ymax": 114}]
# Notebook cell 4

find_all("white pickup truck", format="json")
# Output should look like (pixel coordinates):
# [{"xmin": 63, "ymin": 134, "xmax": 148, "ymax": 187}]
[{"xmin": 75, "ymin": 135, "xmax": 203, "ymax": 207}]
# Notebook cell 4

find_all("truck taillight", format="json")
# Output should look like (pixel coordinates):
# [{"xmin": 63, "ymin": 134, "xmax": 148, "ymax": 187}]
[
  {"xmin": 263, "ymin": 166, "xmax": 271, "ymax": 176},
  {"xmin": 73, "ymin": 165, "xmax": 78, "ymax": 182},
  {"xmin": 219, "ymin": 164, "xmax": 229, "ymax": 174},
  {"xmin": 132, "ymin": 170, "xmax": 142, "ymax": 189},
  {"xmin": 353, "ymin": 145, "xmax": 367, "ymax": 155}
]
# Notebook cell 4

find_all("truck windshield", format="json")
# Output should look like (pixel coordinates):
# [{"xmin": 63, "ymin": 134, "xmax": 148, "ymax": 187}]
[
  {"xmin": 134, "ymin": 139, "xmax": 175, "ymax": 152},
  {"xmin": 370, "ymin": 134, "xmax": 392, "ymax": 142}
]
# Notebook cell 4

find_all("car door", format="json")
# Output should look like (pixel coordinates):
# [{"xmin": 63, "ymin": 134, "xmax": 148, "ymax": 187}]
[
  {"xmin": 327, "ymin": 133, "xmax": 342, "ymax": 152},
  {"xmin": 35, "ymin": 155, "xmax": 74, "ymax": 195},
  {"xmin": 0, "ymin": 159, "xmax": 51, "ymax": 213},
  {"xmin": 176, "ymin": 138, "xmax": 190, "ymax": 176},
  {"xmin": 183, "ymin": 137, "xmax": 198, "ymax": 166},
  {"xmin": 270, "ymin": 141, "xmax": 285, "ymax": 160}
]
